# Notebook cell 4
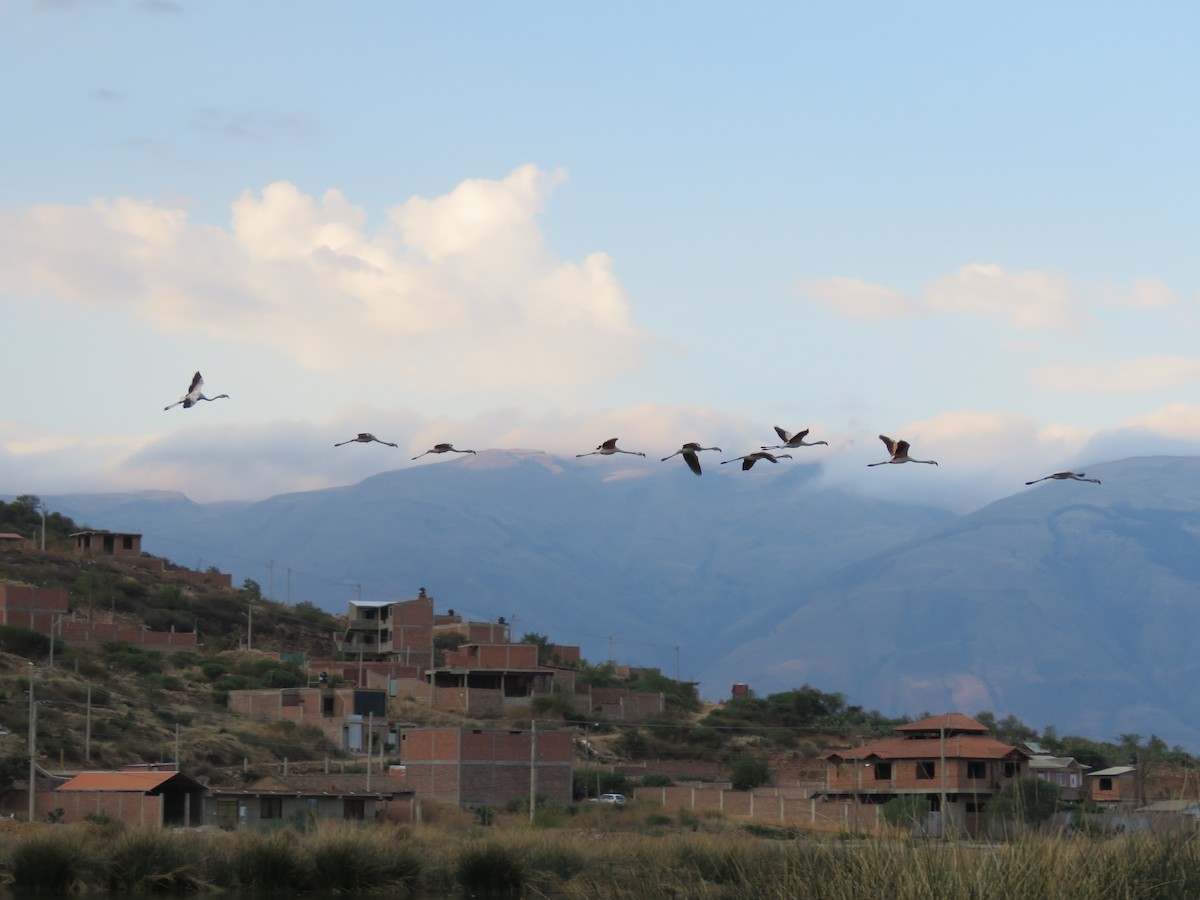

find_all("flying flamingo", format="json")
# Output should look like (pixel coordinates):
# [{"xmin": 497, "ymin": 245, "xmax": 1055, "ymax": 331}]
[
  {"xmin": 1025, "ymin": 471, "xmax": 1100, "ymax": 485},
  {"xmin": 163, "ymin": 372, "xmax": 229, "ymax": 410},
  {"xmin": 762, "ymin": 426, "xmax": 829, "ymax": 451},
  {"xmin": 721, "ymin": 451, "xmax": 792, "ymax": 471},
  {"xmin": 868, "ymin": 435, "xmax": 938, "ymax": 467},
  {"xmin": 412, "ymin": 443, "xmax": 476, "ymax": 460},
  {"xmin": 335, "ymin": 433, "xmax": 398, "ymax": 448},
  {"xmin": 577, "ymin": 438, "xmax": 646, "ymax": 458},
  {"xmin": 661, "ymin": 442, "xmax": 722, "ymax": 476}
]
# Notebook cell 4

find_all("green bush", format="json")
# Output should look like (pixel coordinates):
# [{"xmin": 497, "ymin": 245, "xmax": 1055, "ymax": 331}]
[
  {"xmin": 457, "ymin": 842, "xmax": 524, "ymax": 898},
  {"xmin": 883, "ymin": 794, "xmax": 932, "ymax": 830},
  {"xmin": 7, "ymin": 828, "xmax": 82, "ymax": 892}
]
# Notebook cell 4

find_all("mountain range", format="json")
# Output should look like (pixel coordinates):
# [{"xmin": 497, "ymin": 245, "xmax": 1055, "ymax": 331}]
[{"xmin": 35, "ymin": 452, "xmax": 1200, "ymax": 749}]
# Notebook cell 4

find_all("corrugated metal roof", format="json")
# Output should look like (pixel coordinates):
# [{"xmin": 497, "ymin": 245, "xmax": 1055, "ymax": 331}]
[
  {"xmin": 57, "ymin": 771, "xmax": 182, "ymax": 792},
  {"xmin": 1089, "ymin": 766, "xmax": 1135, "ymax": 777},
  {"xmin": 211, "ymin": 773, "xmax": 403, "ymax": 797}
]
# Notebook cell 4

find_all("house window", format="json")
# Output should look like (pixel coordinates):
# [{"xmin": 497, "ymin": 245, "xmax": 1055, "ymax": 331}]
[
  {"xmin": 916, "ymin": 761, "xmax": 935, "ymax": 780},
  {"xmin": 966, "ymin": 761, "xmax": 986, "ymax": 779},
  {"xmin": 1070, "ymin": 774, "xmax": 1079, "ymax": 788},
  {"xmin": 122, "ymin": 536, "xmax": 134, "ymax": 550},
  {"xmin": 322, "ymin": 696, "xmax": 335, "ymax": 716},
  {"xmin": 1099, "ymin": 777, "xmax": 1113, "ymax": 791},
  {"xmin": 260, "ymin": 797, "xmax": 283, "ymax": 819},
  {"xmin": 1002, "ymin": 762, "xmax": 1018, "ymax": 777},
  {"xmin": 343, "ymin": 798, "xmax": 366, "ymax": 820},
  {"xmin": 873, "ymin": 763, "xmax": 892, "ymax": 781}
]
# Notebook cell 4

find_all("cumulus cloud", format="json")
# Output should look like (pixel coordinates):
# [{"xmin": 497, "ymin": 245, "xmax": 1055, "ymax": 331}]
[
  {"xmin": 1120, "ymin": 402, "xmax": 1200, "ymax": 442},
  {"xmin": 1030, "ymin": 355, "xmax": 1200, "ymax": 394},
  {"xmin": 0, "ymin": 166, "xmax": 646, "ymax": 395},
  {"xmin": 801, "ymin": 263, "xmax": 1094, "ymax": 332},
  {"xmin": 925, "ymin": 263, "xmax": 1084, "ymax": 331},
  {"xmin": 797, "ymin": 277, "xmax": 921, "ymax": 319}
]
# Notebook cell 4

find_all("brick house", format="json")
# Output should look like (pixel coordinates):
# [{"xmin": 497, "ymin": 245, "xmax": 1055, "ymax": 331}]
[
  {"xmin": 1089, "ymin": 766, "xmax": 1140, "ymax": 806},
  {"xmin": 334, "ymin": 592, "xmax": 434, "ymax": 669},
  {"xmin": 0, "ymin": 583, "xmax": 68, "ymax": 631},
  {"xmin": 227, "ymin": 686, "xmax": 394, "ymax": 752},
  {"xmin": 427, "ymin": 643, "xmax": 554, "ymax": 714},
  {"xmin": 821, "ymin": 713, "xmax": 1030, "ymax": 836},
  {"xmin": 72, "ymin": 530, "xmax": 142, "ymax": 558},
  {"xmin": 51, "ymin": 768, "xmax": 206, "ymax": 826},
  {"xmin": 1028, "ymin": 753, "xmax": 1090, "ymax": 802},
  {"xmin": 207, "ymin": 772, "xmax": 415, "ymax": 829},
  {"xmin": 396, "ymin": 727, "xmax": 573, "ymax": 807}
]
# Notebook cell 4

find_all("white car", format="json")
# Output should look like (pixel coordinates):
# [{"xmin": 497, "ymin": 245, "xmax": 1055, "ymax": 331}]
[{"xmin": 597, "ymin": 793, "xmax": 626, "ymax": 804}]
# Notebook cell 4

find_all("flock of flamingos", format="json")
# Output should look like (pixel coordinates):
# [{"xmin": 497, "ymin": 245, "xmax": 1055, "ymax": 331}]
[{"xmin": 164, "ymin": 371, "xmax": 1101, "ymax": 487}]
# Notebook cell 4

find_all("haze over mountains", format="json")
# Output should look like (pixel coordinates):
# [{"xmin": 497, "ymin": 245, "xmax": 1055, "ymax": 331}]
[{"xmin": 36, "ymin": 453, "xmax": 1200, "ymax": 749}]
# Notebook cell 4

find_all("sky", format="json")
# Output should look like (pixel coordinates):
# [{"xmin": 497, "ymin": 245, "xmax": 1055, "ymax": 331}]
[{"xmin": 2, "ymin": 0, "xmax": 1199, "ymax": 513}]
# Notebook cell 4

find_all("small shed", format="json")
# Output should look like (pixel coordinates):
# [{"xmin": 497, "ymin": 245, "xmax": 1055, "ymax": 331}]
[
  {"xmin": 1088, "ymin": 766, "xmax": 1139, "ymax": 804},
  {"xmin": 55, "ymin": 770, "xmax": 206, "ymax": 826}
]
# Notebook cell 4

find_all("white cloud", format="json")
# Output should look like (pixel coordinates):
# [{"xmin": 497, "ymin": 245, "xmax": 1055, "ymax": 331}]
[
  {"xmin": 1030, "ymin": 355, "xmax": 1200, "ymax": 394},
  {"xmin": 1128, "ymin": 277, "xmax": 1177, "ymax": 309},
  {"xmin": 801, "ymin": 263, "xmax": 1091, "ymax": 332},
  {"xmin": 797, "ymin": 277, "xmax": 920, "ymax": 319},
  {"xmin": 0, "ymin": 165, "xmax": 646, "ymax": 395},
  {"xmin": 1120, "ymin": 402, "xmax": 1200, "ymax": 441},
  {"xmin": 925, "ymin": 263, "xmax": 1084, "ymax": 331}
]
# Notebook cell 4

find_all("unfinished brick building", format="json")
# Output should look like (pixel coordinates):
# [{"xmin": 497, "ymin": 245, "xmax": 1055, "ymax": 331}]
[{"xmin": 396, "ymin": 727, "xmax": 573, "ymax": 807}]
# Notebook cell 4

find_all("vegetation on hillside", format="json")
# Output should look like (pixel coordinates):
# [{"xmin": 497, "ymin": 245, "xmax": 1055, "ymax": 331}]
[{"xmin": 1, "ymin": 493, "xmax": 1197, "ymax": 793}]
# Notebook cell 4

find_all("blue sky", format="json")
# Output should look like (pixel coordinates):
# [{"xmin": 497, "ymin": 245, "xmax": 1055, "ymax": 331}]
[{"xmin": 2, "ymin": 0, "xmax": 1198, "ymax": 510}]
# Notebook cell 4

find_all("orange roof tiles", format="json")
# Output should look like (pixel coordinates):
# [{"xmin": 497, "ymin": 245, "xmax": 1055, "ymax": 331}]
[
  {"xmin": 823, "ymin": 733, "xmax": 1029, "ymax": 762},
  {"xmin": 896, "ymin": 713, "xmax": 989, "ymax": 733},
  {"xmin": 57, "ymin": 772, "xmax": 181, "ymax": 792}
]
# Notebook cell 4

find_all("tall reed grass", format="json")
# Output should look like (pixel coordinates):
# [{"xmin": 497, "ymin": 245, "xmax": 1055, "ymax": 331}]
[{"xmin": 1, "ymin": 817, "xmax": 1199, "ymax": 898}]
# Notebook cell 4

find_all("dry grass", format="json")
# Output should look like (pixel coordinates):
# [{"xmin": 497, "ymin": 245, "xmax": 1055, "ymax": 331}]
[{"xmin": 3, "ymin": 817, "xmax": 1200, "ymax": 898}]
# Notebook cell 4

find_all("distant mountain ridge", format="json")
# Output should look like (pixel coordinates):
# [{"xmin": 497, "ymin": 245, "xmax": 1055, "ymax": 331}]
[{"xmin": 39, "ymin": 453, "xmax": 1200, "ymax": 748}]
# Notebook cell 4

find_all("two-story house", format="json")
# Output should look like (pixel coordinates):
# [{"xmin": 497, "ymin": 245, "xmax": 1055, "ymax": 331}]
[{"xmin": 821, "ymin": 713, "xmax": 1030, "ymax": 836}]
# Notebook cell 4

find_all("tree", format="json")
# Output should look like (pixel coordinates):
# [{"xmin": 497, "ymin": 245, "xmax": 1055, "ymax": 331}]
[
  {"xmin": 883, "ymin": 794, "xmax": 931, "ymax": 830},
  {"xmin": 520, "ymin": 632, "xmax": 555, "ymax": 665},
  {"xmin": 241, "ymin": 579, "xmax": 262, "ymax": 600},
  {"xmin": 729, "ymin": 752, "xmax": 770, "ymax": 790},
  {"xmin": 988, "ymin": 776, "xmax": 1061, "ymax": 827}
]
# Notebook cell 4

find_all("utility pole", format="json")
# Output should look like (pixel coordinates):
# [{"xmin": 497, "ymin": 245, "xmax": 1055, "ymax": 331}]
[
  {"xmin": 529, "ymin": 719, "xmax": 538, "ymax": 824},
  {"xmin": 27, "ymin": 668, "xmax": 36, "ymax": 822},
  {"xmin": 674, "ymin": 645, "xmax": 681, "ymax": 682},
  {"xmin": 39, "ymin": 501, "xmax": 46, "ymax": 551},
  {"xmin": 607, "ymin": 636, "xmax": 614, "ymax": 665},
  {"xmin": 245, "ymin": 601, "xmax": 253, "ymax": 650},
  {"xmin": 85, "ymin": 686, "xmax": 91, "ymax": 762},
  {"xmin": 268, "ymin": 560, "xmax": 274, "ymax": 602},
  {"xmin": 366, "ymin": 713, "xmax": 373, "ymax": 792}
]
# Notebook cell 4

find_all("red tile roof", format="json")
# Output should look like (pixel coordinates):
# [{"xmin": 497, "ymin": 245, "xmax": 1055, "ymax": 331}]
[
  {"xmin": 896, "ymin": 713, "xmax": 989, "ymax": 733},
  {"xmin": 823, "ymin": 733, "xmax": 1029, "ymax": 762}
]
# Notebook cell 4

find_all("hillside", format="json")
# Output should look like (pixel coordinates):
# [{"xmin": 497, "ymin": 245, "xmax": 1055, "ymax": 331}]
[{"xmin": 38, "ymin": 452, "xmax": 1200, "ymax": 750}]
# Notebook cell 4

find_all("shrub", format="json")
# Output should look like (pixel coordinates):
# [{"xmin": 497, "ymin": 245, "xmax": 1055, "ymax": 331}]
[
  {"xmin": 729, "ymin": 752, "xmax": 770, "ymax": 790},
  {"xmin": 883, "ymin": 794, "xmax": 932, "ymax": 830},
  {"xmin": 7, "ymin": 827, "xmax": 83, "ymax": 893},
  {"xmin": 458, "ymin": 842, "xmax": 524, "ymax": 898}
]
